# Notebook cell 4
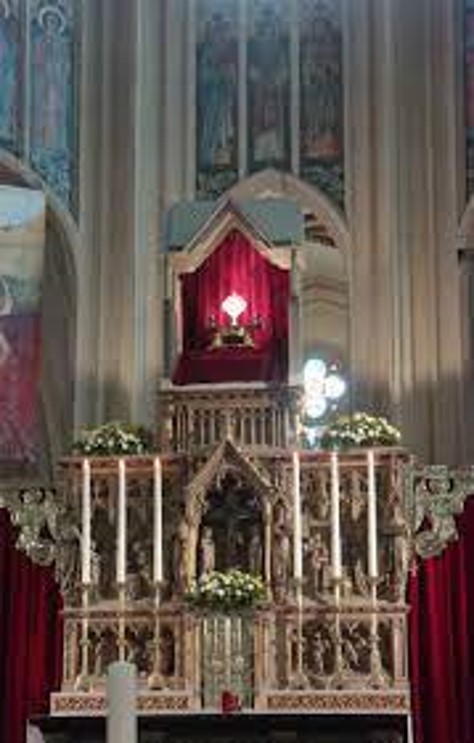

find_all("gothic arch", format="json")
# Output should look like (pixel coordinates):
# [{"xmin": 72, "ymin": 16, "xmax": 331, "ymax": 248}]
[
  {"xmin": 0, "ymin": 150, "xmax": 78, "ymax": 477},
  {"xmin": 184, "ymin": 439, "xmax": 275, "ymax": 527},
  {"xmin": 228, "ymin": 169, "xmax": 351, "ymax": 364},
  {"xmin": 0, "ymin": 150, "xmax": 81, "ymax": 262},
  {"xmin": 227, "ymin": 168, "xmax": 351, "ymax": 257},
  {"xmin": 179, "ymin": 438, "xmax": 278, "ymax": 583}
]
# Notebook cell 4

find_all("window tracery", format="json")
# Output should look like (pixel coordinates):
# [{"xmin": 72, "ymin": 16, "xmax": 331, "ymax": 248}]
[{"xmin": 193, "ymin": 0, "xmax": 344, "ymax": 207}]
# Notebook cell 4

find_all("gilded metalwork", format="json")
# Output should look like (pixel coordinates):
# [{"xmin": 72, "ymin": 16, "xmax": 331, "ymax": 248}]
[
  {"xmin": 404, "ymin": 463, "xmax": 474, "ymax": 559},
  {"xmin": 0, "ymin": 484, "xmax": 79, "ymax": 579}
]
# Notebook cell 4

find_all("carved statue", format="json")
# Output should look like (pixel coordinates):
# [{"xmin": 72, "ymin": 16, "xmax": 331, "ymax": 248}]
[
  {"xmin": 173, "ymin": 519, "xmax": 190, "ymax": 594},
  {"xmin": 272, "ymin": 517, "xmax": 291, "ymax": 601},
  {"xmin": 199, "ymin": 526, "xmax": 216, "ymax": 575},
  {"xmin": 310, "ymin": 631, "xmax": 327, "ymax": 677},
  {"xmin": 341, "ymin": 634, "xmax": 360, "ymax": 672},
  {"xmin": 307, "ymin": 532, "xmax": 330, "ymax": 597},
  {"xmin": 248, "ymin": 525, "xmax": 263, "ymax": 575}
]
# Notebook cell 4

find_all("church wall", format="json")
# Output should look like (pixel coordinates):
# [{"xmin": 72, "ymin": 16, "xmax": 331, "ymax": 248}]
[{"xmin": 27, "ymin": 0, "xmax": 470, "ymax": 465}]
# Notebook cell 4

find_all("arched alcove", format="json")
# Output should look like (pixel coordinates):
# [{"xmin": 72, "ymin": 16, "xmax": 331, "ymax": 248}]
[
  {"xmin": 0, "ymin": 154, "xmax": 78, "ymax": 478},
  {"xmin": 228, "ymin": 169, "xmax": 351, "ymax": 369}
]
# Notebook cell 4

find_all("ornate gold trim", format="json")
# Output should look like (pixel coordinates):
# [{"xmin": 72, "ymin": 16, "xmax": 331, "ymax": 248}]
[
  {"xmin": 405, "ymin": 464, "xmax": 474, "ymax": 559},
  {"xmin": 264, "ymin": 691, "xmax": 410, "ymax": 713},
  {"xmin": 50, "ymin": 691, "xmax": 193, "ymax": 716}
]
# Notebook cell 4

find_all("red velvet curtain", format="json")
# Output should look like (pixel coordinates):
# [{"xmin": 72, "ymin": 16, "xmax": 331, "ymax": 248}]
[
  {"xmin": 0, "ymin": 508, "xmax": 63, "ymax": 743},
  {"xmin": 175, "ymin": 229, "xmax": 289, "ymax": 384},
  {"xmin": 409, "ymin": 496, "xmax": 474, "ymax": 743}
]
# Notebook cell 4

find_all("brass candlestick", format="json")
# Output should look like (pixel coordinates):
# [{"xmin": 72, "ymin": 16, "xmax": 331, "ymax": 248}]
[
  {"xmin": 117, "ymin": 583, "xmax": 127, "ymax": 662},
  {"xmin": 148, "ymin": 582, "xmax": 165, "ymax": 689},
  {"xmin": 74, "ymin": 584, "xmax": 91, "ymax": 691},
  {"xmin": 331, "ymin": 577, "xmax": 344, "ymax": 687},
  {"xmin": 290, "ymin": 580, "xmax": 309, "ymax": 689},
  {"xmin": 369, "ymin": 576, "xmax": 386, "ymax": 687}
]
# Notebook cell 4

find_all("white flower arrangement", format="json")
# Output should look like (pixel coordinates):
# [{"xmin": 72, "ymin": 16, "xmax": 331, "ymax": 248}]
[
  {"xmin": 185, "ymin": 569, "xmax": 266, "ymax": 613},
  {"xmin": 73, "ymin": 421, "xmax": 152, "ymax": 457},
  {"xmin": 320, "ymin": 412, "xmax": 401, "ymax": 450}
]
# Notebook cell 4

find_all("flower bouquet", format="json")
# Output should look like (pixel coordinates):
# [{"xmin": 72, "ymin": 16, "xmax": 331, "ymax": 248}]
[
  {"xmin": 185, "ymin": 569, "xmax": 266, "ymax": 613},
  {"xmin": 320, "ymin": 412, "xmax": 401, "ymax": 450},
  {"xmin": 72, "ymin": 421, "xmax": 152, "ymax": 457}
]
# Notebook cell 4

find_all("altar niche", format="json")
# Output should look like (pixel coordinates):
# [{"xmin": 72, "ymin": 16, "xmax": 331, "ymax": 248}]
[{"xmin": 198, "ymin": 471, "xmax": 263, "ymax": 577}]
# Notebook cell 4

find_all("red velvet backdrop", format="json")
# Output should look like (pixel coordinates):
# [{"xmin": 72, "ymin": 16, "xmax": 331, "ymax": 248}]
[
  {"xmin": 0, "ymin": 508, "xmax": 63, "ymax": 743},
  {"xmin": 174, "ymin": 228, "xmax": 289, "ymax": 384},
  {"xmin": 409, "ymin": 496, "xmax": 474, "ymax": 743}
]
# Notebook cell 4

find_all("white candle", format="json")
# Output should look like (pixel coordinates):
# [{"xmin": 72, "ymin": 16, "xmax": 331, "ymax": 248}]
[
  {"xmin": 81, "ymin": 458, "xmax": 91, "ymax": 585},
  {"xmin": 117, "ymin": 459, "xmax": 127, "ymax": 585},
  {"xmin": 367, "ymin": 449, "xmax": 378, "ymax": 578},
  {"xmin": 330, "ymin": 451, "xmax": 342, "ymax": 580},
  {"xmin": 153, "ymin": 456, "xmax": 163, "ymax": 583},
  {"xmin": 106, "ymin": 661, "xmax": 137, "ymax": 743},
  {"xmin": 292, "ymin": 450, "xmax": 303, "ymax": 580}
]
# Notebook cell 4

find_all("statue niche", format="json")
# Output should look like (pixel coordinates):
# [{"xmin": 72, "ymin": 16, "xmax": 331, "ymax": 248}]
[{"xmin": 197, "ymin": 471, "xmax": 264, "ymax": 576}]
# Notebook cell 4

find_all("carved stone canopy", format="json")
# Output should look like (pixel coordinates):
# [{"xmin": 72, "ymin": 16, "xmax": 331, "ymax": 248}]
[{"xmin": 184, "ymin": 438, "xmax": 275, "ymax": 526}]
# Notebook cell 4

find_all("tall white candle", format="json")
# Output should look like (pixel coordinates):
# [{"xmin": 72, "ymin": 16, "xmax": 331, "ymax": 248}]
[
  {"xmin": 153, "ymin": 457, "xmax": 163, "ymax": 583},
  {"xmin": 292, "ymin": 450, "xmax": 303, "ymax": 580},
  {"xmin": 330, "ymin": 451, "xmax": 342, "ymax": 580},
  {"xmin": 117, "ymin": 459, "xmax": 127, "ymax": 585},
  {"xmin": 367, "ymin": 449, "xmax": 378, "ymax": 578},
  {"xmin": 106, "ymin": 661, "xmax": 137, "ymax": 743},
  {"xmin": 81, "ymin": 458, "xmax": 91, "ymax": 585}
]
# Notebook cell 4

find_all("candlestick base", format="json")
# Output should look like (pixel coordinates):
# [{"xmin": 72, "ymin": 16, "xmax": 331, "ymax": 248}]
[
  {"xmin": 74, "ymin": 673, "xmax": 92, "ymax": 692},
  {"xmin": 331, "ymin": 576, "xmax": 344, "ymax": 607},
  {"xmin": 330, "ymin": 643, "xmax": 345, "ymax": 689},
  {"xmin": 369, "ymin": 633, "xmax": 387, "ymax": 688},
  {"xmin": 289, "ymin": 670, "xmax": 310, "ymax": 690},
  {"xmin": 147, "ymin": 671, "xmax": 166, "ymax": 690},
  {"xmin": 292, "ymin": 577, "xmax": 304, "ymax": 600}
]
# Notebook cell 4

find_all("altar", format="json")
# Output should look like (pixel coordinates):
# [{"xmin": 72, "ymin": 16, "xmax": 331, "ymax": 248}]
[
  {"xmin": 22, "ymin": 200, "xmax": 412, "ymax": 738},
  {"xmin": 33, "ymin": 712, "xmax": 409, "ymax": 743}
]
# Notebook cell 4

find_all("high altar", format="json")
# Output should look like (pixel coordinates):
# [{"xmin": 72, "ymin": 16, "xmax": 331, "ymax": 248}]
[{"xmin": 34, "ymin": 201, "xmax": 411, "ymax": 742}]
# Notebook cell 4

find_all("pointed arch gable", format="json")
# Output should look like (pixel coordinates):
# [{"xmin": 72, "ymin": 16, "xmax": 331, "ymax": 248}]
[
  {"xmin": 227, "ymin": 168, "xmax": 350, "ymax": 257},
  {"xmin": 170, "ymin": 199, "xmax": 292, "ymax": 275},
  {"xmin": 185, "ymin": 439, "xmax": 274, "ymax": 525}
]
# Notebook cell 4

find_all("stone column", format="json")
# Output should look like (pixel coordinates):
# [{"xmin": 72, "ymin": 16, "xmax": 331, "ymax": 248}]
[
  {"xmin": 130, "ymin": 0, "xmax": 163, "ymax": 424},
  {"xmin": 393, "ymin": 0, "xmax": 464, "ymax": 463},
  {"xmin": 344, "ymin": 0, "xmax": 397, "ymax": 415}
]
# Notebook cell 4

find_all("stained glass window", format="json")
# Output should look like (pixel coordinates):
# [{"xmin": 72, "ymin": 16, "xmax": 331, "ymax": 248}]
[
  {"xmin": 247, "ymin": 0, "xmax": 291, "ymax": 172},
  {"xmin": 29, "ymin": 0, "xmax": 78, "ymax": 209},
  {"xmin": 299, "ymin": 0, "xmax": 343, "ymax": 208},
  {"xmin": 0, "ymin": 0, "xmax": 23, "ymax": 154},
  {"xmin": 196, "ymin": 0, "xmax": 239, "ymax": 198},
  {"xmin": 0, "ymin": 0, "xmax": 80, "ymax": 213},
  {"xmin": 194, "ymin": 0, "xmax": 345, "ymax": 209}
]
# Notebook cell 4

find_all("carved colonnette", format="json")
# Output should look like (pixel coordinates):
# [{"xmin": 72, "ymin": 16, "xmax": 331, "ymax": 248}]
[{"xmin": 157, "ymin": 382, "xmax": 302, "ymax": 452}]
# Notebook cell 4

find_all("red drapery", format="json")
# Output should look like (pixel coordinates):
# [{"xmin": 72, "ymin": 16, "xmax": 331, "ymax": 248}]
[
  {"xmin": 0, "ymin": 508, "xmax": 63, "ymax": 743},
  {"xmin": 409, "ymin": 496, "xmax": 474, "ymax": 743},
  {"xmin": 174, "ymin": 228, "xmax": 289, "ymax": 384}
]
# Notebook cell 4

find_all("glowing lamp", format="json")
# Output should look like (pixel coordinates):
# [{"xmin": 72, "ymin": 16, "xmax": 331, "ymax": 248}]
[
  {"xmin": 221, "ymin": 292, "xmax": 247, "ymax": 327},
  {"xmin": 303, "ymin": 358, "xmax": 346, "ymax": 421}
]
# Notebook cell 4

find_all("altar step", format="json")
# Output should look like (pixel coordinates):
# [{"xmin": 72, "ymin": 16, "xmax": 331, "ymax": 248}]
[{"xmin": 34, "ymin": 712, "xmax": 410, "ymax": 743}]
